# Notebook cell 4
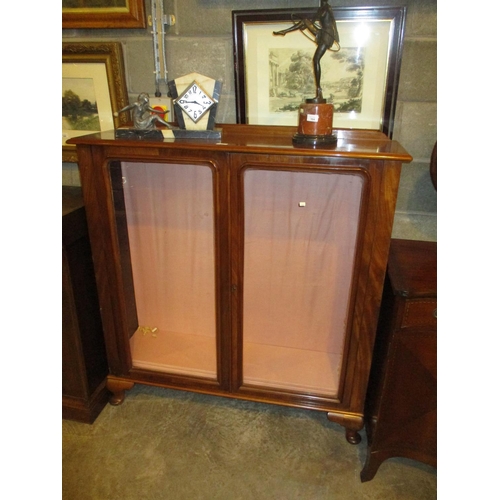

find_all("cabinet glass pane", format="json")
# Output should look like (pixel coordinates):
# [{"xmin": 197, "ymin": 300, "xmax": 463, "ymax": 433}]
[
  {"xmin": 242, "ymin": 169, "xmax": 364, "ymax": 396},
  {"xmin": 121, "ymin": 162, "xmax": 217, "ymax": 379}
]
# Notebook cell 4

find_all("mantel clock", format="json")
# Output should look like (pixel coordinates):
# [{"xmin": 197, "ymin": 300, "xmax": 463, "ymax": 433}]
[{"xmin": 168, "ymin": 72, "xmax": 222, "ymax": 139}]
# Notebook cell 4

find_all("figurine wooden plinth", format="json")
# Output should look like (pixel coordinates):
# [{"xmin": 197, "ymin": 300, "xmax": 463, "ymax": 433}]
[{"xmin": 293, "ymin": 102, "xmax": 337, "ymax": 147}]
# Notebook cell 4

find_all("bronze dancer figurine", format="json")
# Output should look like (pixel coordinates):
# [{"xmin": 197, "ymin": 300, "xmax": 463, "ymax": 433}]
[
  {"xmin": 274, "ymin": 0, "xmax": 340, "ymax": 103},
  {"xmin": 115, "ymin": 92, "xmax": 171, "ymax": 130}
]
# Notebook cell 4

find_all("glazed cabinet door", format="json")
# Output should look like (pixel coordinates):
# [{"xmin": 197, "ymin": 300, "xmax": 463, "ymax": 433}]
[
  {"xmin": 232, "ymin": 161, "xmax": 368, "ymax": 404},
  {"xmin": 110, "ymin": 160, "xmax": 221, "ymax": 384}
]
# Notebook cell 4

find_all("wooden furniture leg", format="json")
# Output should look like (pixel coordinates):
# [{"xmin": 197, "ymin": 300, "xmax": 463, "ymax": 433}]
[
  {"xmin": 327, "ymin": 411, "xmax": 363, "ymax": 445},
  {"xmin": 107, "ymin": 377, "xmax": 135, "ymax": 405},
  {"xmin": 360, "ymin": 451, "xmax": 389, "ymax": 482}
]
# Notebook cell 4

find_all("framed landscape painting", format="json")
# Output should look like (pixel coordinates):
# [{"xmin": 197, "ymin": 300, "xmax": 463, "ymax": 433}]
[
  {"xmin": 62, "ymin": 42, "xmax": 129, "ymax": 162},
  {"xmin": 232, "ymin": 6, "xmax": 406, "ymax": 137}
]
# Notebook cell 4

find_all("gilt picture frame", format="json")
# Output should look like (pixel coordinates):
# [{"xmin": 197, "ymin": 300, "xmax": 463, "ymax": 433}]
[
  {"xmin": 62, "ymin": 0, "xmax": 146, "ymax": 29},
  {"xmin": 62, "ymin": 42, "xmax": 129, "ymax": 162},
  {"xmin": 232, "ymin": 6, "xmax": 406, "ymax": 137}
]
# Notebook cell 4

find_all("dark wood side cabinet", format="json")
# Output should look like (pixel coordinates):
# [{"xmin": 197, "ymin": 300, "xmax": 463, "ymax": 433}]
[
  {"xmin": 62, "ymin": 186, "xmax": 110, "ymax": 423},
  {"xmin": 69, "ymin": 125, "xmax": 411, "ymax": 442},
  {"xmin": 361, "ymin": 238, "xmax": 437, "ymax": 481}
]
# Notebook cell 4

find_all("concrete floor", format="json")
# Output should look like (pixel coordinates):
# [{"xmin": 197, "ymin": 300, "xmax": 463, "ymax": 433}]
[{"xmin": 62, "ymin": 384, "xmax": 437, "ymax": 499}]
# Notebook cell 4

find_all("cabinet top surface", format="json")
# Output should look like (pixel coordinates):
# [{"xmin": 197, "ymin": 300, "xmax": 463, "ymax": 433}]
[{"xmin": 68, "ymin": 124, "xmax": 412, "ymax": 162}]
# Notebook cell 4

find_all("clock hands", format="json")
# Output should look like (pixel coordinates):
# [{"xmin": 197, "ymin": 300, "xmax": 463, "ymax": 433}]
[
  {"xmin": 179, "ymin": 99, "xmax": 204, "ymax": 106},
  {"xmin": 174, "ymin": 81, "xmax": 216, "ymax": 123}
]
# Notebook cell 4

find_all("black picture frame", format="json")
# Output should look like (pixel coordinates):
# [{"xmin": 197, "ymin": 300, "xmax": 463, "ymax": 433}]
[{"xmin": 232, "ymin": 6, "xmax": 406, "ymax": 137}]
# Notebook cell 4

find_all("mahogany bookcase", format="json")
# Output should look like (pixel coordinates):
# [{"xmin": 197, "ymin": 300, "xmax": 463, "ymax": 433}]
[{"xmin": 69, "ymin": 124, "xmax": 411, "ymax": 443}]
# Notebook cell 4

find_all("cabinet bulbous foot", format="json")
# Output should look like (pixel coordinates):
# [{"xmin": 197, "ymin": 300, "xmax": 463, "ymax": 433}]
[
  {"xmin": 107, "ymin": 377, "xmax": 135, "ymax": 406},
  {"xmin": 326, "ymin": 411, "xmax": 363, "ymax": 445},
  {"xmin": 346, "ymin": 429, "xmax": 362, "ymax": 445}
]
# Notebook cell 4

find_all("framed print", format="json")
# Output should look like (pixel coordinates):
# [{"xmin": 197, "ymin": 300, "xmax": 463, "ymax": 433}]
[
  {"xmin": 233, "ymin": 6, "xmax": 406, "ymax": 137},
  {"xmin": 62, "ymin": 0, "xmax": 146, "ymax": 29},
  {"xmin": 63, "ymin": 42, "xmax": 129, "ymax": 162}
]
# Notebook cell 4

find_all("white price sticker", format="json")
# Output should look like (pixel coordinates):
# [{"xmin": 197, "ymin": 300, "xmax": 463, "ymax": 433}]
[{"xmin": 306, "ymin": 114, "xmax": 319, "ymax": 123}]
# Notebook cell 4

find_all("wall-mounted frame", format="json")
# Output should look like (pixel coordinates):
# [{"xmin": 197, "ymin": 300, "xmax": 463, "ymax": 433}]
[
  {"xmin": 62, "ymin": 0, "xmax": 146, "ymax": 29},
  {"xmin": 232, "ymin": 6, "xmax": 406, "ymax": 137},
  {"xmin": 63, "ymin": 42, "xmax": 130, "ymax": 163}
]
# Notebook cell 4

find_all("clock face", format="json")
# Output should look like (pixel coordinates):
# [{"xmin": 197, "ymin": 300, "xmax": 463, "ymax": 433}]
[{"xmin": 175, "ymin": 81, "xmax": 216, "ymax": 123}]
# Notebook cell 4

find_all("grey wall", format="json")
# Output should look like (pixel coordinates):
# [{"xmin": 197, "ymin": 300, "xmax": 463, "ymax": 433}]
[{"xmin": 63, "ymin": 0, "xmax": 437, "ymax": 241}]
